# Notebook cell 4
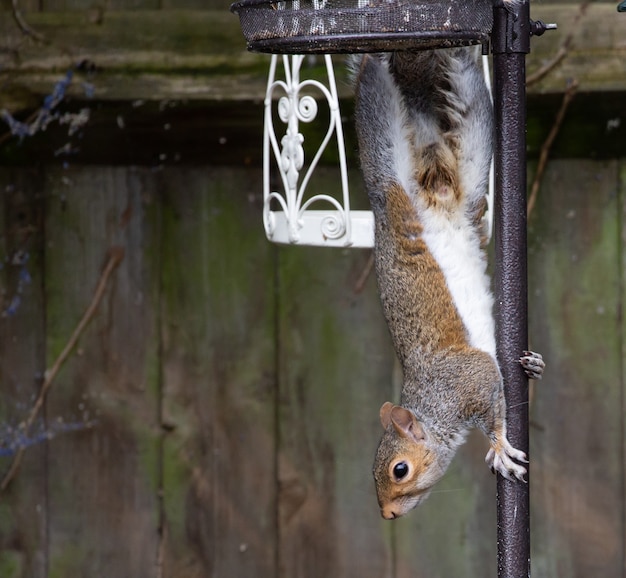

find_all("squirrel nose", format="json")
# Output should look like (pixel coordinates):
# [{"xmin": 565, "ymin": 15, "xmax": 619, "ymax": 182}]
[{"xmin": 381, "ymin": 508, "xmax": 397, "ymax": 520}]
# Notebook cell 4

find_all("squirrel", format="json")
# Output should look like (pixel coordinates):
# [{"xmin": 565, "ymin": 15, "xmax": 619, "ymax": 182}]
[{"xmin": 352, "ymin": 47, "xmax": 545, "ymax": 520}]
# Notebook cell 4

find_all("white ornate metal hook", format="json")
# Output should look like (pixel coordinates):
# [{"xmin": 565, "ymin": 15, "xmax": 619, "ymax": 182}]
[
  {"xmin": 263, "ymin": 54, "xmax": 374, "ymax": 248},
  {"xmin": 261, "ymin": 53, "xmax": 493, "ymax": 248}
]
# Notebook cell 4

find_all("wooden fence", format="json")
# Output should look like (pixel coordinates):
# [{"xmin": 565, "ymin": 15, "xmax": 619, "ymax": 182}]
[{"xmin": 1, "ymin": 159, "xmax": 625, "ymax": 577}]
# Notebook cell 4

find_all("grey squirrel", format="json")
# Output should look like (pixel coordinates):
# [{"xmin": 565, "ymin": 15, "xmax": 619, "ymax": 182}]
[{"xmin": 352, "ymin": 47, "xmax": 545, "ymax": 519}]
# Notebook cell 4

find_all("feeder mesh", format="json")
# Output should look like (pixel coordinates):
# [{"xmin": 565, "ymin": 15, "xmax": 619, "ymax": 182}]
[{"xmin": 231, "ymin": 0, "xmax": 493, "ymax": 53}]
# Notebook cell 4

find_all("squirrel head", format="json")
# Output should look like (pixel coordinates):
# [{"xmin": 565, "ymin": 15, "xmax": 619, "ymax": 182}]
[{"xmin": 372, "ymin": 402, "xmax": 446, "ymax": 519}]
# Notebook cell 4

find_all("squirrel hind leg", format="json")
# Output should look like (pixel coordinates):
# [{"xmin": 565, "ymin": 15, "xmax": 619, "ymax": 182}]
[
  {"xmin": 520, "ymin": 350, "xmax": 545, "ymax": 380},
  {"xmin": 415, "ymin": 142, "xmax": 460, "ymax": 210}
]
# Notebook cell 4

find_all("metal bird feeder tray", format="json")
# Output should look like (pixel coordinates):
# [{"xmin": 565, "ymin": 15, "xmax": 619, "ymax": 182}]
[{"xmin": 230, "ymin": 0, "xmax": 493, "ymax": 54}]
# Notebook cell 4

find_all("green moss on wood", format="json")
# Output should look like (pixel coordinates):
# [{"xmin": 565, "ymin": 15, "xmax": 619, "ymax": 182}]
[
  {"xmin": 0, "ymin": 552, "xmax": 21, "ymax": 578},
  {"xmin": 49, "ymin": 544, "xmax": 87, "ymax": 578}
]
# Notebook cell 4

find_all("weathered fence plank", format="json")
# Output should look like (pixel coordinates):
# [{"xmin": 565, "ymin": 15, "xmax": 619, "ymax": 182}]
[
  {"xmin": 0, "ymin": 169, "xmax": 47, "ymax": 578},
  {"xmin": 274, "ymin": 169, "xmax": 393, "ymax": 577},
  {"xmin": 43, "ymin": 167, "xmax": 161, "ymax": 578},
  {"xmin": 528, "ymin": 159, "xmax": 624, "ymax": 577},
  {"xmin": 158, "ymin": 168, "xmax": 278, "ymax": 577},
  {"xmin": 276, "ymin": 249, "xmax": 393, "ymax": 576},
  {"xmin": 621, "ymin": 160, "xmax": 626, "ymax": 578}
]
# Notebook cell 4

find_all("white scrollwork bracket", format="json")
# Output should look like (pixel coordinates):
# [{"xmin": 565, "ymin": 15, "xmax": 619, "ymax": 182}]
[{"xmin": 263, "ymin": 54, "xmax": 374, "ymax": 248}]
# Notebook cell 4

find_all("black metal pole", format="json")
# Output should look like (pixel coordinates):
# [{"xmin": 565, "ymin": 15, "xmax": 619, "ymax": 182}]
[{"xmin": 491, "ymin": 2, "xmax": 531, "ymax": 578}]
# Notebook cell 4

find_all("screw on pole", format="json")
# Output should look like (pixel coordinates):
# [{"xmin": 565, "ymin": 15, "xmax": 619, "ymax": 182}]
[
  {"xmin": 491, "ymin": 1, "xmax": 531, "ymax": 577},
  {"xmin": 530, "ymin": 20, "xmax": 558, "ymax": 36}
]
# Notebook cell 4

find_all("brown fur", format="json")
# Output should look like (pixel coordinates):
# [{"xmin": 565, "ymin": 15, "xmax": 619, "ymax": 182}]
[{"xmin": 375, "ymin": 181, "xmax": 468, "ymax": 360}]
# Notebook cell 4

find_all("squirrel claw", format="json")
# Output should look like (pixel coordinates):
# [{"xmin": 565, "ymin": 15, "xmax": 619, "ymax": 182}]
[
  {"xmin": 485, "ymin": 442, "xmax": 527, "ymax": 482},
  {"xmin": 520, "ymin": 350, "xmax": 545, "ymax": 380}
]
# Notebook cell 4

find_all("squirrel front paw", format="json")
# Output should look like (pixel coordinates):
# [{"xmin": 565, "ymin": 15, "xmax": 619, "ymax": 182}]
[
  {"xmin": 485, "ymin": 437, "xmax": 527, "ymax": 482},
  {"xmin": 519, "ymin": 350, "xmax": 545, "ymax": 380}
]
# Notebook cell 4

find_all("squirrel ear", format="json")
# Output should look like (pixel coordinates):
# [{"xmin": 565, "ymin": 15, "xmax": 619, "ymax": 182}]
[
  {"xmin": 390, "ymin": 406, "xmax": 425, "ymax": 443},
  {"xmin": 379, "ymin": 402, "xmax": 395, "ymax": 430}
]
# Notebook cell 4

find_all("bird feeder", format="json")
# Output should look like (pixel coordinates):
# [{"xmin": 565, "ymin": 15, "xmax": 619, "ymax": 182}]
[{"xmin": 231, "ymin": 0, "xmax": 498, "ymax": 248}]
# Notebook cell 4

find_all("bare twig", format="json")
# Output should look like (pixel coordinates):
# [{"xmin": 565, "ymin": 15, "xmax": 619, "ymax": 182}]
[
  {"xmin": 526, "ymin": 48, "xmax": 569, "ymax": 88},
  {"xmin": 527, "ymin": 80, "xmax": 579, "ymax": 219},
  {"xmin": 353, "ymin": 252, "xmax": 375, "ymax": 294},
  {"xmin": 527, "ymin": 1, "xmax": 589, "ymax": 87},
  {"xmin": 0, "ymin": 247, "xmax": 125, "ymax": 493},
  {"xmin": 10, "ymin": 0, "xmax": 47, "ymax": 44}
]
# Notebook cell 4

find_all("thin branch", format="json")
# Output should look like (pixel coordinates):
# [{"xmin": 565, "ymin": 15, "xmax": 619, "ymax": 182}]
[
  {"xmin": 10, "ymin": 0, "xmax": 47, "ymax": 44},
  {"xmin": 527, "ymin": 1, "xmax": 589, "ymax": 87},
  {"xmin": 0, "ymin": 247, "xmax": 125, "ymax": 493},
  {"xmin": 527, "ymin": 80, "xmax": 579, "ymax": 219},
  {"xmin": 526, "ymin": 48, "xmax": 569, "ymax": 88}
]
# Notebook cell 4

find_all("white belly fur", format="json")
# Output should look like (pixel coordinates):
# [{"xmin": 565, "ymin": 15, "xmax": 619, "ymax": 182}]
[{"xmin": 420, "ymin": 207, "xmax": 497, "ymax": 358}]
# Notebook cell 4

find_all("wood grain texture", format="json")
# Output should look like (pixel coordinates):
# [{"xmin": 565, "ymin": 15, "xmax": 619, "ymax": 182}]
[
  {"xmin": 158, "ymin": 168, "xmax": 277, "ymax": 577},
  {"xmin": 43, "ymin": 167, "xmax": 161, "ymax": 578},
  {"xmin": 621, "ymin": 159, "xmax": 626, "ymax": 578},
  {"xmin": 528, "ymin": 159, "xmax": 624, "ymax": 577},
  {"xmin": 276, "ymin": 242, "xmax": 393, "ymax": 577},
  {"xmin": 0, "ymin": 169, "xmax": 47, "ymax": 578}
]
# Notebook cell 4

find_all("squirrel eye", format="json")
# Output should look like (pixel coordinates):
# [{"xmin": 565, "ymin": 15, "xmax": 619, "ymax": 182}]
[{"xmin": 393, "ymin": 461, "xmax": 409, "ymax": 480}]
